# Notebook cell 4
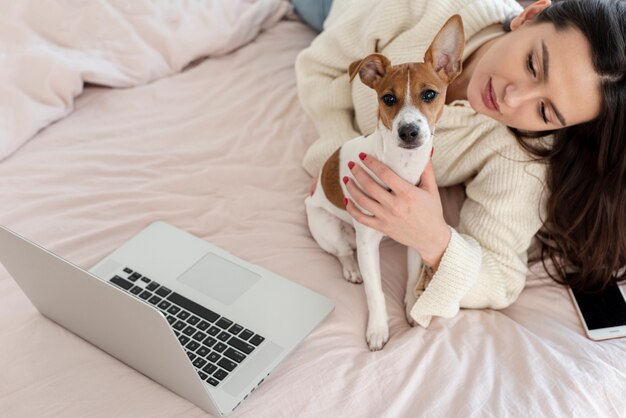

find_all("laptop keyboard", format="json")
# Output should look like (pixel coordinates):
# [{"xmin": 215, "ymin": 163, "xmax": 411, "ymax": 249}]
[{"xmin": 109, "ymin": 267, "xmax": 265, "ymax": 387}]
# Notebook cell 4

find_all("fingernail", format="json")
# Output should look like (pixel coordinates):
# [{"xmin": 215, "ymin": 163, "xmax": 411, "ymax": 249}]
[
  {"xmin": 343, "ymin": 176, "xmax": 349, "ymax": 184},
  {"xmin": 359, "ymin": 152, "xmax": 367, "ymax": 161},
  {"xmin": 344, "ymin": 198, "xmax": 348, "ymax": 206},
  {"xmin": 348, "ymin": 161, "xmax": 355, "ymax": 170},
  {"xmin": 430, "ymin": 147, "xmax": 434, "ymax": 158}
]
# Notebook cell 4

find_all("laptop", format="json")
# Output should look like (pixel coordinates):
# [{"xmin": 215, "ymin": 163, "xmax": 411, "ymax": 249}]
[{"xmin": 0, "ymin": 221, "xmax": 334, "ymax": 416}]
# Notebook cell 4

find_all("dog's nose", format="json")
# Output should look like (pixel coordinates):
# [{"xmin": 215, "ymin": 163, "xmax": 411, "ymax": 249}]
[{"xmin": 398, "ymin": 123, "xmax": 420, "ymax": 143}]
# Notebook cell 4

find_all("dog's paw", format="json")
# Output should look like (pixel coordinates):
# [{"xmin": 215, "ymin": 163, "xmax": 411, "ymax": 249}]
[
  {"xmin": 366, "ymin": 320, "xmax": 389, "ymax": 351},
  {"xmin": 338, "ymin": 255, "xmax": 362, "ymax": 284},
  {"xmin": 342, "ymin": 266, "xmax": 362, "ymax": 284}
]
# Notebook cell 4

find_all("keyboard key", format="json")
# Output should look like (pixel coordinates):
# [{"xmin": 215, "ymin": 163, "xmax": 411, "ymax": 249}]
[
  {"xmin": 130, "ymin": 286, "xmax": 142, "ymax": 295},
  {"xmin": 146, "ymin": 282, "xmax": 159, "ymax": 291},
  {"xmin": 229, "ymin": 337, "xmax": 255, "ymax": 355},
  {"xmin": 249, "ymin": 335, "xmax": 265, "ymax": 346},
  {"xmin": 239, "ymin": 329, "xmax": 254, "ymax": 341},
  {"xmin": 187, "ymin": 352, "xmax": 197, "ymax": 361},
  {"xmin": 158, "ymin": 300, "xmax": 171, "ymax": 310},
  {"xmin": 202, "ymin": 363, "xmax": 217, "ymax": 375},
  {"xmin": 167, "ymin": 305, "xmax": 181, "ymax": 315},
  {"xmin": 207, "ymin": 326, "xmax": 221, "ymax": 336},
  {"xmin": 173, "ymin": 320, "xmax": 186, "ymax": 331},
  {"xmin": 213, "ymin": 369, "xmax": 228, "ymax": 381},
  {"xmin": 197, "ymin": 320, "xmax": 210, "ymax": 331},
  {"xmin": 193, "ymin": 331, "xmax": 207, "ymax": 342},
  {"xmin": 187, "ymin": 315, "xmax": 200, "ymax": 326},
  {"xmin": 110, "ymin": 276, "xmax": 133, "ymax": 290},
  {"xmin": 155, "ymin": 286, "xmax": 172, "ymax": 297},
  {"xmin": 166, "ymin": 315, "xmax": 177, "ymax": 325},
  {"xmin": 217, "ymin": 358, "xmax": 237, "ymax": 372},
  {"xmin": 224, "ymin": 348, "xmax": 246, "ymax": 363},
  {"xmin": 228, "ymin": 324, "xmax": 243, "ymax": 335},
  {"xmin": 193, "ymin": 358, "xmax": 207, "ymax": 369},
  {"xmin": 204, "ymin": 336, "xmax": 217, "ymax": 347},
  {"xmin": 129, "ymin": 272, "xmax": 142, "ymax": 282},
  {"xmin": 207, "ymin": 377, "xmax": 219, "ymax": 387},
  {"xmin": 139, "ymin": 291, "xmax": 151, "ymax": 300},
  {"xmin": 123, "ymin": 267, "xmax": 133, "ymax": 274},
  {"xmin": 178, "ymin": 335, "xmax": 190, "ymax": 345},
  {"xmin": 214, "ymin": 342, "xmax": 228, "ymax": 353},
  {"xmin": 141, "ymin": 276, "xmax": 151, "ymax": 283},
  {"xmin": 186, "ymin": 340, "xmax": 200, "ymax": 351},
  {"xmin": 183, "ymin": 326, "xmax": 196, "ymax": 336},
  {"xmin": 198, "ymin": 371, "xmax": 208, "ymax": 381},
  {"xmin": 167, "ymin": 292, "xmax": 219, "ymax": 323},
  {"xmin": 177, "ymin": 311, "xmax": 191, "ymax": 320},
  {"xmin": 216, "ymin": 318, "xmax": 233, "ymax": 329},
  {"xmin": 207, "ymin": 352, "xmax": 221, "ymax": 363},
  {"xmin": 197, "ymin": 345, "xmax": 211, "ymax": 357},
  {"xmin": 148, "ymin": 295, "xmax": 162, "ymax": 305}
]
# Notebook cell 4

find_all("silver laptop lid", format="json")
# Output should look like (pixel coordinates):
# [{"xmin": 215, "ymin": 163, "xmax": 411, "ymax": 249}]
[{"xmin": 0, "ymin": 225, "xmax": 221, "ymax": 415}]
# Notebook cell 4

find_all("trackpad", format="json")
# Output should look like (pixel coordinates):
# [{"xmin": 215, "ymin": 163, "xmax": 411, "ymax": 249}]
[{"xmin": 177, "ymin": 253, "xmax": 260, "ymax": 305}]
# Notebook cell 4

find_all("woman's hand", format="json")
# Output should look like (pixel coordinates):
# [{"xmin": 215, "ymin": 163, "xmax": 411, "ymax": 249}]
[{"xmin": 344, "ymin": 152, "xmax": 451, "ymax": 271}]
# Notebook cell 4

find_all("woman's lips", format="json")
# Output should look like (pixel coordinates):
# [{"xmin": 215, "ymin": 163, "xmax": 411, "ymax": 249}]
[{"xmin": 482, "ymin": 78, "xmax": 500, "ymax": 112}]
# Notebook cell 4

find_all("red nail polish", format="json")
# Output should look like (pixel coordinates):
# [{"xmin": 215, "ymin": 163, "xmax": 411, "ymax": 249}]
[
  {"xmin": 343, "ymin": 176, "xmax": 349, "ymax": 184},
  {"xmin": 344, "ymin": 198, "xmax": 348, "ymax": 206},
  {"xmin": 348, "ymin": 161, "xmax": 355, "ymax": 170},
  {"xmin": 359, "ymin": 152, "xmax": 367, "ymax": 161}
]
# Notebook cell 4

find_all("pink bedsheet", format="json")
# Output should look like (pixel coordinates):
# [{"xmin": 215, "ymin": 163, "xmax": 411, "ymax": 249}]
[{"xmin": 1, "ymin": 20, "xmax": 624, "ymax": 418}]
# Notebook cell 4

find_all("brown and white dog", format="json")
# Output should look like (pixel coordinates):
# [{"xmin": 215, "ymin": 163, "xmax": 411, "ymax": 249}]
[{"xmin": 305, "ymin": 15, "xmax": 465, "ymax": 350}]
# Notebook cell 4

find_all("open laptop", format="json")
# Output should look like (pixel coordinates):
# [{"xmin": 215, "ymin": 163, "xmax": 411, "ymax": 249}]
[{"xmin": 0, "ymin": 221, "xmax": 334, "ymax": 416}]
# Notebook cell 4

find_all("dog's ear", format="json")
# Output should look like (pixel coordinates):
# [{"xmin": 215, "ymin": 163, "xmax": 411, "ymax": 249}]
[
  {"xmin": 424, "ymin": 15, "xmax": 465, "ymax": 83},
  {"xmin": 348, "ymin": 53, "xmax": 391, "ymax": 89}
]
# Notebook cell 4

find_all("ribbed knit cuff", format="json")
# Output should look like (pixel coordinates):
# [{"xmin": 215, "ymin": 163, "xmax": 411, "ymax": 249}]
[{"xmin": 410, "ymin": 226, "xmax": 482, "ymax": 327}]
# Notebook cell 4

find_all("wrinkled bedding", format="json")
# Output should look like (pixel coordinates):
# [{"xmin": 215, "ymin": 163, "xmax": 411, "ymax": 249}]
[
  {"xmin": 0, "ymin": 0, "xmax": 289, "ymax": 160},
  {"xmin": 0, "ymin": 12, "xmax": 625, "ymax": 418}
]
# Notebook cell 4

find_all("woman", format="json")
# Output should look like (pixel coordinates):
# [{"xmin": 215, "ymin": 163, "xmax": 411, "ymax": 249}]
[{"xmin": 293, "ymin": 0, "xmax": 626, "ymax": 328}]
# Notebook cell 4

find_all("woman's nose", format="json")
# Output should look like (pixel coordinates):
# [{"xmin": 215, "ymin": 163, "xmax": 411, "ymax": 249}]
[{"xmin": 503, "ymin": 83, "xmax": 542, "ymax": 109}]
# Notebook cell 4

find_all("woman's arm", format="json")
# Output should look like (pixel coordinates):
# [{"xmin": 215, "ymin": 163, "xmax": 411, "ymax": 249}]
[
  {"xmin": 419, "ymin": 153, "xmax": 546, "ymax": 327},
  {"xmin": 344, "ymin": 149, "xmax": 547, "ymax": 328}
]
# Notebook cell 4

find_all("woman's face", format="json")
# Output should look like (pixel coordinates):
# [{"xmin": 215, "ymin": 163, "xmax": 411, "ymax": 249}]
[{"xmin": 467, "ymin": 21, "xmax": 602, "ymax": 131}]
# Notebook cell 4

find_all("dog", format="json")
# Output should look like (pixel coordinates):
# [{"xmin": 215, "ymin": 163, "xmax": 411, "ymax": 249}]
[{"xmin": 305, "ymin": 15, "xmax": 465, "ymax": 350}]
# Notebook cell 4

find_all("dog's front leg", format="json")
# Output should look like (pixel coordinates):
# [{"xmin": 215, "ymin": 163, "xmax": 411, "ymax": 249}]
[
  {"xmin": 405, "ymin": 247, "xmax": 422, "ymax": 326},
  {"xmin": 354, "ymin": 224, "xmax": 388, "ymax": 350}
]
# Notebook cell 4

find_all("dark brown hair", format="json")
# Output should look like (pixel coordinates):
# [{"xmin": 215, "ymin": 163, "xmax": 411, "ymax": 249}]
[{"xmin": 510, "ymin": 0, "xmax": 626, "ymax": 292}]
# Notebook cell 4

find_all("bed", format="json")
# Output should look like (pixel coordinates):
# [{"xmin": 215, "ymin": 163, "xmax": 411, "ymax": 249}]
[{"xmin": 1, "ymin": 2, "xmax": 624, "ymax": 417}]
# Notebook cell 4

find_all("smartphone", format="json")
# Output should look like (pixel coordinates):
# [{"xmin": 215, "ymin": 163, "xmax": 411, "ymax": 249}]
[{"xmin": 568, "ymin": 279, "xmax": 626, "ymax": 341}]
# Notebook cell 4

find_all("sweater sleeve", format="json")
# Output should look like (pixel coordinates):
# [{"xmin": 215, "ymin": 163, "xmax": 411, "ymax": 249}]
[{"xmin": 409, "ymin": 150, "xmax": 547, "ymax": 328}]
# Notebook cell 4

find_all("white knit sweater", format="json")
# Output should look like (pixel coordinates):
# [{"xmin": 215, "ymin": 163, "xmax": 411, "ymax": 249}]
[{"xmin": 295, "ymin": 0, "xmax": 549, "ymax": 327}]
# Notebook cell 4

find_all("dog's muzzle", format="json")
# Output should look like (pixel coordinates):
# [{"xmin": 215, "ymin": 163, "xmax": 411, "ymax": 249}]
[{"xmin": 397, "ymin": 123, "xmax": 425, "ymax": 149}]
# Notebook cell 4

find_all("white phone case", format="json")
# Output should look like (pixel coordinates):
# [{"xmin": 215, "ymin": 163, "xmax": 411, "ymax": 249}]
[{"xmin": 568, "ymin": 286, "xmax": 626, "ymax": 341}]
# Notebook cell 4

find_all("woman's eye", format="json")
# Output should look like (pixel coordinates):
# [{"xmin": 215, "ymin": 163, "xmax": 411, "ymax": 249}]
[
  {"xmin": 421, "ymin": 89, "xmax": 438, "ymax": 102},
  {"xmin": 540, "ymin": 102, "xmax": 548, "ymax": 123},
  {"xmin": 382, "ymin": 94, "xmax": 397, "ymax": 106},
  {"xmin": 527, "ymin": 53, "xmax": 537, "ymax": 78}
]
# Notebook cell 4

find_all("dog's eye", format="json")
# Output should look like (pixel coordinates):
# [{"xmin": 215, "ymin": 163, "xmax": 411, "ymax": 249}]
[
  {"xmin": 421, "ymin": 90, "xmax": 438, "ymax": 103},
  {"xmin": 382, "ymin": 94, "xmax": 397, "ymax": 106}
]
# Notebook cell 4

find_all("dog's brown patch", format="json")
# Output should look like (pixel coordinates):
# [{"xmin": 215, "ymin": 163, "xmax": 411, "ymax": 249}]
[{"xmin": 320, "ymin": 148, "xmax": 346, "ymax": 210}]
